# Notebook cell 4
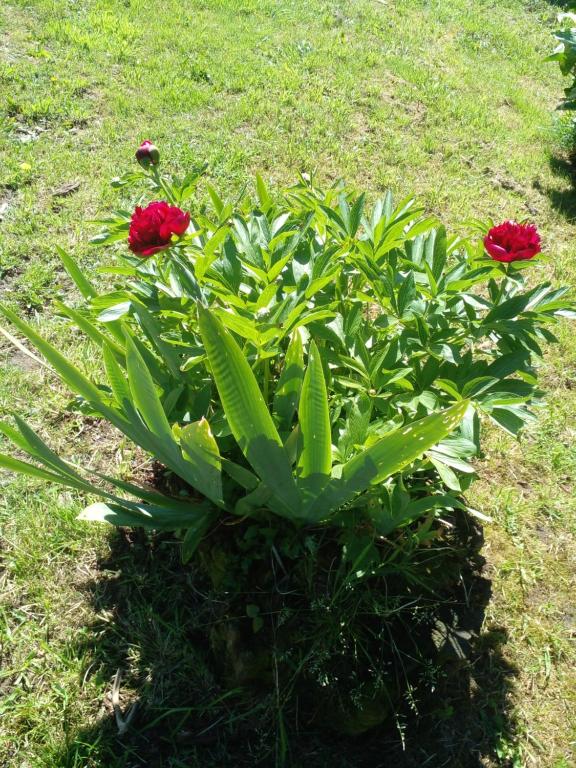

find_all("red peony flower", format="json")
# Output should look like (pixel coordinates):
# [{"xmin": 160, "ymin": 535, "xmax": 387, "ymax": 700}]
[
  {"xmin": 128, "ymin": 201, "xmax": 190, "ymax": 256},
  {"xmin": 484, "ymin": 221, "xmax": 541, "ymax": 263},
  {"xmin": 135, "ymin": 140, "xmax": 160, "ymax": 168}
]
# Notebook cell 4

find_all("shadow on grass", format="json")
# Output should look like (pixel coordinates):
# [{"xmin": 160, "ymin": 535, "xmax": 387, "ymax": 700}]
[
  {"xmin": 546, "ymin": 153, "xmax": 576, "ymax": 221},
  {"xmin": 547, "ymin": 1, "xmax": 576, "ymax": 7},
  {"xmin": 58, "ymin": 519, "xmax": 519, "ymax": 768}
]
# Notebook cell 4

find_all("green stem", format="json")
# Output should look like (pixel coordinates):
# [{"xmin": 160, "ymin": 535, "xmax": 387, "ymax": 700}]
[
  {"xmin": 263, "ymin": 358, "xmax": 270, "ymax": 405},
  {"xmin": 496, "ymin": 264, "xmax": 510, "ymax": 305},
  {"xmin": 151, "ymin": 165, "xmax": 176, "ymax": 204}
]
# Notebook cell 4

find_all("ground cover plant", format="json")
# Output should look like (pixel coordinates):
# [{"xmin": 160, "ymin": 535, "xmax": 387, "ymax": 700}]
[{"xmin": 2, "ymin": 0, "xmax": 576, "ymax": 766}]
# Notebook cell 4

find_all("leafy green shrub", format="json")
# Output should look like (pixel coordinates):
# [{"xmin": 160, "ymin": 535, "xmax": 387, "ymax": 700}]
[
  {"xmin": 0, "ymin": 147, "xmax": 573, "ymax": 735},
  {"xmin": 546, "ymin": 11, "xmax": 576, "ymax": 111}
]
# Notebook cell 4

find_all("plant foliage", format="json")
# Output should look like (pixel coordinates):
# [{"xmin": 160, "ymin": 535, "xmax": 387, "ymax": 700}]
[
  {"xmin": 1, "ymin": 162, "xmax": 573, "ymax": 565},
  {"xmin": 1, "ymin": 153, "xmax": 574, "ymax": 739},
  {"xmin": 546, "ymin": 11, "xmax": 576, "ymax": 110}
]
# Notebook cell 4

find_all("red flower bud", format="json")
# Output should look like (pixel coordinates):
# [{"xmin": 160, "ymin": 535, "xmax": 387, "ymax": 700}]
[
  {"xmin": 484, "ymin": 221, "xmax": 541, "ymax": 263},
  {"xmin": 135, "ymin": 140, "xmax": 160, "ymax": 168},
  {"xmin": 128, "ymin": 201, "xmax": 190, "ymax": 257}
]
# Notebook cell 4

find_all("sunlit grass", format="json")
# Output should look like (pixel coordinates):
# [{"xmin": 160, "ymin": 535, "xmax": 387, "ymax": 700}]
[{"xmin": 1, "ymin": 0, "xmax": 575, "ymax": 765}]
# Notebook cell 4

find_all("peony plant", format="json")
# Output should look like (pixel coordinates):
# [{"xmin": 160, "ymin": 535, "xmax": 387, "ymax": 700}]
[
  {"xmin": 546, "ymin": 11, "xmax": 576, "ymax": 112},
  {"xmin": 0, "ymin": 144, "xmax": 573, "ymax": 556},
  {"xmin": 0, "ymin": 144, "xmax": 574, "ymax": 733}
]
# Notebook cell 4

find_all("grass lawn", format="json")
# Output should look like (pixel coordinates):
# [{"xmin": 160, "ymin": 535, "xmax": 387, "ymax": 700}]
[{"xmin": 1, "ymin": 0, "xmax": 575, "ymax": 765}]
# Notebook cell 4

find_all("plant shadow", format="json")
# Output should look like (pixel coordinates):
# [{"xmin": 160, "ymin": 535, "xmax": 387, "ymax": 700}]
[
  {"xmin": 58, "ymin": 518, "xmax": 519, "ymax": 768},
  {"xmin": 545, "ymin": 152, "xmax": 576, "ymax": 221}
]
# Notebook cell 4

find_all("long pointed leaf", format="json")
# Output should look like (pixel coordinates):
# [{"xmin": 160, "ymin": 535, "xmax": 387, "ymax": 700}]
[
  {"xmin": 0, "ymin": 325, "xmax": 47, "ymax": 369},
  {"xmin": 198, "ymin": 305, "xmax": 301, "ymax": 516},
  {"xmin": 0, "ymin": 419, "xmax": 161, "ymax": 503},
  {"xmin": 0, "ymin": 305, "xmax": 149, "ymax": 447},
  {"xmin": 179, "ymin": 418, "xmax": 225, "ymax": 507},
  {"xmin": 4, "ymin": 416, "xmax": 93, "ymax": 486},
  {"xmin": 181, "ymin": 510, "xmax": 217, "ymax": 562},
  {"xmin": 273, "ymin": 330, "xmax": 304, "ymax": 431},
  {"xmin": 87, "ymin": 468, "xmax": 203, "ymax": 512},
  {"xmin": 57, "ymin": 301, "xmax": 124, "ymax": 358},
  {"xmin": 132, "ymin": 301, "xmax": 182, "ymax": 378},
  {"xmin": 125, "ymin": 334, "xmax": 176, "ymax": 448},
  {"xmin": 297, "ymin": 340, "xmax": 331, "ymax": 496},
  {"xmin": 103, "ymin": 343, "xmax": 132, "ymax": 408},
  {"xmin": 0, "ymin": 305, "xmax": 223, "ymax": 505},
  {"xmin": 221, "ymin": 458, "xmax": 259, "ymax": 491},
  {"xmin": 0, "ymin": 453, "xmax": 79, "ymax": 485},
  {"xmin": 305, "ymin": 400, "xmax": 469, "ymax": 521},
  {"xmin": 79, "ymin": 500, "xmax": 214, "ymax": 530},
  {"xmin": 123, "ymin": 335, "xmax": 216, "ymax": 489},
  {"xmin": 0, "ymin": 303, "xmax": 113, "ymax": 406},
  {"xmin": 56, "ymin": 246, "xmax": 97, "ymax": 300},
  {"xmin": 0, "ymin": 450, "xmax": 125, "ymax": 500}
]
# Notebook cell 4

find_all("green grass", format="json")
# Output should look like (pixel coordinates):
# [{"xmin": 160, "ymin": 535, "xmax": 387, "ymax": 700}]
[{"xmin": 1, "ymin": 0, "xmax": 576, "ymax": 765}]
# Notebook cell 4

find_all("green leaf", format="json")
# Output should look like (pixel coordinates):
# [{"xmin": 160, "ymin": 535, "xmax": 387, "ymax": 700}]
[
  {"xmin": 305, "ymin": 400, "xmax": 469, "ymax": 520},
  {"xmin": 213, "ymin": 236, "xmax": 242, "ymax": 293},
  {"xmin": 462, "ymin": 376, "xmax": 499, "ymax": 398},
  {"xmin": 287, "ymin": 308, "xmax": 336, "ymax": 333},
  {"xmin": 351, "ymin": 400, "xmax": 469, "ymax": 483},
  {"xmin": 5, "ymin": 417, "xmax": 209, "ymax": 519},
  {"xmin": 97, "ymin": 301, "xmax": 132, "ymax": 323},
  {"xmin": 213, "ymin": 309, "xmax": 261, "ymax": 343},
  {"xmin": 484, "ymin": 294, "xmax": 532, "ymax": 323},
  {"xmin": 125, "ymin": 334, "xmax": 175, "ymax": 447},
  {"xmin": 0, "ymin": 303, "xmax": 125, "ymax": 419},
  {"xmin": 221, "ymin": 458, "xmax": 259, "ymax": 490},
  {"xmin": 181, "ymin": 511, "xmax": 217, "ymax": 562},
  {"xmin": 396, "ymin": 272, "xmax": 416, "ymax": 316},
  {"xmin": 489, "ymin": 405, "xmax": 536, "ymax": 436},
  {"xmin": 430, "ymin": 226, "xmax": 448, "ymax": 282},
  {"xmin": 56, "ymin": 246, "xmax": 96, "ymax": 300},
  {"xmin": 234, "ymin": 483, "xmax": 274, "ymax": 516},
  {"xmin": 0, "ymin": 417, "xmax": 196, "ymax": 510},
  {"xmin": 256, "ymin": 173, "xmax": 272, "ymax": 211},
  {"xmin": 179, "ymin": 419, "xmax": 225, "ymax": 507},
  {"xmin": 429, "ymin": 456, "xmax": 461, "ymax": 491},
  {"xmin": 338, "ymin": 394, "xmax": 372, "ymax": 461},
  {"xmin": 88, "ymin": 469, "xmax": 201, "ymax": 512},
  {"xmin": 122, "ymin": 335, "xmax": 205, "ymax": 476},
  {"xmin": 274, "ymin": 330, "xmax": 304, "ymax": 431},
  {"xmin": 79, "ymin": 500, "xmax": 212, "ymax": 530},
  {"xmin": 0, "ymin": 453, "xmax": 75, "ymax": 485},
  {"xmin": 3, "ymin": 416, "xmax": 93, "ymax": 489},
  {"xmin": 485, "ymin": 352, "xmax": 529, "ymax": 379},
  {"xmin": 348, "ymin": 193, "xmax": 365, "ymax": 237},
  {"xmin": 57, "ymin": 301, "xmax": 124, "ymax": 357},
  {"xmin": 206, "ymin": 183, "xmax": 225, "ymax": 217},
  {"xmin": 372, "ymin": 493, "xmax": 465, "ymax": 536},
  {"xmin": 198, "ymin": 305, "xmax": 301, "ymax": 517},
  {"xmin": 435, "ymin": 379, "xmax": 462, "ymax": 400},
  {"xmin": 90, "ymin": 230, "xmax": 129, "ymax": 246},
  {"xmin": 132, "ymin": 301, "xmax": 182, "ymax": 379},
  {"xmin": 297, "ymin": 340, "xmax": 332, "ymax": 491},
  {"xmin": 0, "ymin": 303, "xmax": 221, "ymax": 505},
  {"xmin": 428, "ymin": 445, "xmax": 476, "ymax": 473},
  {"xmin": 103, "ymin": 343, "xmax": 131, "ymax": 408}
]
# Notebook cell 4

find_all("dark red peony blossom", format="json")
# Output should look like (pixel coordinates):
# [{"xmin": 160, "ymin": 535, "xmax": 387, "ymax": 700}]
[
  {"xmin": 135, "ymin": 140, "xmax": 160, "ymax": 168},
  {"xmin": 484, "ymin": 221, "xmax": 541, "ymax": 263},
  {"xmin": 128, "ymin": 201, "xmax": 190, "ymax": 256}
]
